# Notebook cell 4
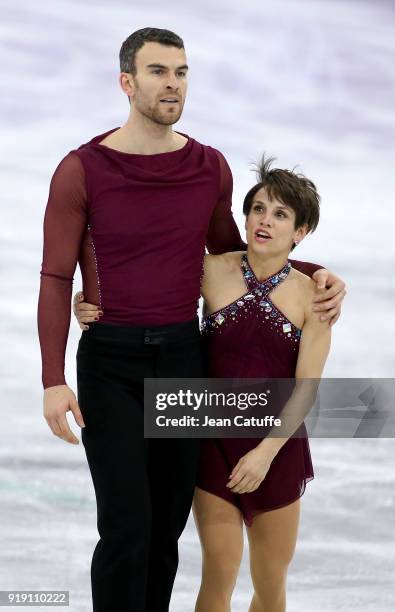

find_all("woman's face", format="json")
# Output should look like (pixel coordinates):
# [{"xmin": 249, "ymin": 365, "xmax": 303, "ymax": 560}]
[{"xmin": 245, "ymin": 187, "xmax": 307, "ymax": 256}]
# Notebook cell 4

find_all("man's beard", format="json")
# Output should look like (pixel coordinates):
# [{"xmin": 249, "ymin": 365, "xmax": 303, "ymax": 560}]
[
  {"xmin": 140, "ymin": 103, "xmax": 183, "ymax": 125},
  {"xmin": 133, "ymin": 83, "xmax": 183, "ymax": 125}
]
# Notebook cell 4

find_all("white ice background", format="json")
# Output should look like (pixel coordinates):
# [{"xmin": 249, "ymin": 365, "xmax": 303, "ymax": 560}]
[{"xmin": 0, "ymin": 1, "xmax": 394, "ymax": 610}]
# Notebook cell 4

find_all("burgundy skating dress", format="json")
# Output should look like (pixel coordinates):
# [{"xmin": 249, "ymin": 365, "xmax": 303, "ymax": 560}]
[{"xmin": 197, "ymin": 254, "xmax": 314, "ymax": 525}]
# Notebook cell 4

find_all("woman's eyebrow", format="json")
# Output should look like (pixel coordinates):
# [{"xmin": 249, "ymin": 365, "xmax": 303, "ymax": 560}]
[{"xmin": 253, "ymin": 199, "xmax": 291, "ymax": 210}]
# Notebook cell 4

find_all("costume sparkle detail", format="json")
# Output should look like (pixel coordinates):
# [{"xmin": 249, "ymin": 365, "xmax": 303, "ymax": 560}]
[
  {"xmin": 201, "ymin": 255, "xmax": 302, "ymax": 347},
  {"xmin": 88, "ymin": 225, "xmax": 102, "ymax": 310},
  {"xmin": 215, "ymin": 313, "xmax": 225, "ymax": 325}
]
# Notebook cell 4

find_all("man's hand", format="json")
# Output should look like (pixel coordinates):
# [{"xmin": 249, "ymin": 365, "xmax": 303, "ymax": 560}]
[
  {"xmin": 73, "ymin": 291, "xmax": 102, "ymax": 330},
  {"xmin": 311, "ymin": 269, "xmax": 346, "ymax": 326},
  {"xmin": 44, "ymin": 385, "xmax": 85, "ymax": 444},
  {"xmin": 226, "ymin": 445, "xmax": 276, "ymax": 494}
]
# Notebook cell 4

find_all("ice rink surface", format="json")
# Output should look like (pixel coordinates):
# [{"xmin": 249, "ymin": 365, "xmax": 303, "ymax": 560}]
[{"xmin": 1, "ymin": 0, "xmax": 394, "ymax": 610}]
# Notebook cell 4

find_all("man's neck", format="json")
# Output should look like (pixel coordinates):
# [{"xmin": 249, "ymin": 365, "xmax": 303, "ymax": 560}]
[{"xmin": 99, "ymin": 113, "xmax": 187, "ymax": 155}]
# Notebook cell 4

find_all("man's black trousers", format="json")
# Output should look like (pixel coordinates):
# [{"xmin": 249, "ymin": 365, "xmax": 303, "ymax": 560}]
[{"xmin": 76, "ymin": 318, "xmax": 203, "ymax": 612}]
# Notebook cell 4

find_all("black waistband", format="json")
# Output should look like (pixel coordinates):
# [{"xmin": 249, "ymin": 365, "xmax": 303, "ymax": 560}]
[{"xmin": 82, "ymin": 317, "xmax": 200, "ymax": 345}]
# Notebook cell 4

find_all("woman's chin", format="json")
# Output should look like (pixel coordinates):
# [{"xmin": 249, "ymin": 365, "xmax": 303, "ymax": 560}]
[{"xmin": 248, "ymin": 242, "xmax": 291, "ymax": 260}]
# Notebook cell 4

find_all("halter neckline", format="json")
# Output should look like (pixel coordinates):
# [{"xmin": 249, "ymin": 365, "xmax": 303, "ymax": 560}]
[
  {"xmin": 241, "ymin": 254, "xmax": 291, "ymax": 292},
  {"xmin": 201, "ymin": 253, "xmax": 299, "ymax": 343}
]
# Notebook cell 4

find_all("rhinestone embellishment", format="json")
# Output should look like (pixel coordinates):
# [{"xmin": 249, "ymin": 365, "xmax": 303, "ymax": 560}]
[{"xmin": 201, "ymin": 256, "xmax": 300, "ymax": 348}]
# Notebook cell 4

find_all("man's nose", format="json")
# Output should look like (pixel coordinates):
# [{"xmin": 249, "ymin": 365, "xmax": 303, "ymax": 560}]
[{"xmin": 166, "ymin": 73, "xmax": 179, "ymax": 90}]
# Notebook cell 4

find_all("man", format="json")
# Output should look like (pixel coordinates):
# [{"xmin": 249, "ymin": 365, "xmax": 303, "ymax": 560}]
[{"xmin": 38, "ymin": 28, "xmax": 345, "ymax": 612}]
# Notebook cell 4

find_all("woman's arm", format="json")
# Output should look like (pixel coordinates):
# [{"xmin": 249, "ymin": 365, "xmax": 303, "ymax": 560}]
[
  {"xmin": 295, "ymin": 308, "xmax": 332, "ymax": 378},
  {"xmin": 227, "ymin": 284, "xmax": 331, "ymax": 494},
  {"xmin": 259, "ymin": 291, "xmax": 331, "ymax": 457}
]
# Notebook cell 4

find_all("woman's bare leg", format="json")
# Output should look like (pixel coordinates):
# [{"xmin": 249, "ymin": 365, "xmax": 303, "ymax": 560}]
[
  {"xmin": 247, "ymin": 499, "xmax": 301, "ymax": 612},
  {"xmin": 193, "ymin": 487, "xmax": 244, "ymax": 612}
]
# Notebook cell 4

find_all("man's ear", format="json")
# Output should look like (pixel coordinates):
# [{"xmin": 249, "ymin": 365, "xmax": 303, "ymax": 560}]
[{"xmin": 119, "ymin": 72, "xmax": 135, "ymax": 99}]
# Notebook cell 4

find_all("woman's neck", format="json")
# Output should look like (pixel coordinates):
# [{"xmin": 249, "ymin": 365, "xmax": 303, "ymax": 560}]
[{"xmin": 246, "ymin": 249, "xmax": 289, "ymax": 282}]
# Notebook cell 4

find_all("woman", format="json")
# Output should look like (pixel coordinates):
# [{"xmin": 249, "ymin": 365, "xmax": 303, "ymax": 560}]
[
  {"xmin": 75, "ymin": 157, "xmax": 331, "ymax": 611},
  {"xmin": 193, "ymin": 158, "xmax": 330, "ymax": 612}
]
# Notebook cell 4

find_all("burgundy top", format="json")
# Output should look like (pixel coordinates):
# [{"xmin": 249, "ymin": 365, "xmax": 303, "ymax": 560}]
[
  {"xmin": 197, "ymin": 255, "xmax": 314, "ymax": 524},
  {"xmin": 38, "ymin": 127, "xmax": 322, "ymax": 388}
]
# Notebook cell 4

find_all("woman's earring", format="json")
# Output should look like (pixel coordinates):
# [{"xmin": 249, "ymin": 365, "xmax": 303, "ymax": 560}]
[{"xmin": 294, "ymin": 240, "xmax": 299, "ymax": 246}]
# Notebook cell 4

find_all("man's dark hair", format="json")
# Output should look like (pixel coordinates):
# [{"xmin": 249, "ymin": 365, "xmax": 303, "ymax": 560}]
[
  {"xmin": 243, "ymin": 156, "xmax": 320, "ymax": 245},
  {"xmin": 119, "ymin": 27, "xmax": 184, "ymax": 75}
]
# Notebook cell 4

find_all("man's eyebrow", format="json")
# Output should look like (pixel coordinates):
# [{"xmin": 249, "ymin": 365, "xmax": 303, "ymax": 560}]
[{"xmin": 146, "ymin": 63, "xmax": 189, "ymax": 70}]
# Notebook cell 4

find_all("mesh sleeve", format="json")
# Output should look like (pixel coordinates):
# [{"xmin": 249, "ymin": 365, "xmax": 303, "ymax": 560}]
[
  {"xmin": 206, "ymin": 149, "xmax": 247, "ymax": 254},
  {"xmin": 37, "ymin": 152, "xmax": 88, "ymax": 389},
  {"xmin": 289, "ymin": 259, "xmax": 323, "ymax": 277}
]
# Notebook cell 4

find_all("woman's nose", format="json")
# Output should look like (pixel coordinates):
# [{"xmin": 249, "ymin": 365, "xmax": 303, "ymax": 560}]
[{"xmin": 259, "ymin": 215, "xmax": 272, "ymax": 226}]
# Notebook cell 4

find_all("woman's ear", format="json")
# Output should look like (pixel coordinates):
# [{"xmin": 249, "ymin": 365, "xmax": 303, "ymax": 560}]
[{"xmin": 294, "ymin": 224, "xmax": 308, "ymax": 246}]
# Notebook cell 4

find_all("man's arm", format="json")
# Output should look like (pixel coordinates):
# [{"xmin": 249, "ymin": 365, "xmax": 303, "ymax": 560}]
[
  {"xmin": 206, "ymin": 149, "xmax": 245, "ymax": 254},
  {"xmin": 38, "ymin": 152, "xmax": 88, "ymax": 445},
  {"xmin": 37, "ymin": 152, "xmax": 87, "ymax": 388}
]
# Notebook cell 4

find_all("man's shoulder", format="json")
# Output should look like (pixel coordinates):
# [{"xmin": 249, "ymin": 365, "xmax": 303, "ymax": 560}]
[
  {"xmin": 188, "ymin": 135, "xmax": 228, "ymax": 163},
  {"xmin": 199, "ymin": 143, "xmax": 232, "ymax": 181},
  {"xmin": 59, "ymin": 128, "xmax": 119, "ymax": 166},
  {"xmin": 52, "ymin": 151, "xmax": 85, "ymax": 181},
  {"xmin": 75, "ymin": 127, "xmax": 119, "ymax": 151}
]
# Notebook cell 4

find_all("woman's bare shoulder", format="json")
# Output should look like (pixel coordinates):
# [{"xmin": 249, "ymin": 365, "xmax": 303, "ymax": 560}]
[
  {"xmin": 204, "ymin": 251, "xmax": 245, "ymax": 274},
  {"xmin": 288, "ymin": 267, "xmax": 316, "ymax": 300}
]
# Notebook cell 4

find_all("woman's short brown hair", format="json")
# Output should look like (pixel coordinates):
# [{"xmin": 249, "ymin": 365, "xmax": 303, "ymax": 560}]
[{"xmin": 243, "ymin": 156, "xmax": 320, "ymax": 235}]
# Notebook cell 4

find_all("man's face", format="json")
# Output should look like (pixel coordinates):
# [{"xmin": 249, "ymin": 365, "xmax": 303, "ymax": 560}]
[{"xmin": 128, "ymin": 42, "xmax": 188, "ymax": 125}]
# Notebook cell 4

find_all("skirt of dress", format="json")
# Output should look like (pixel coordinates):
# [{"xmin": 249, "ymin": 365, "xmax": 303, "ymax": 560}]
[{"xmin": 196, "ymin": 432, "xmax": 314, "ymax": 526}]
